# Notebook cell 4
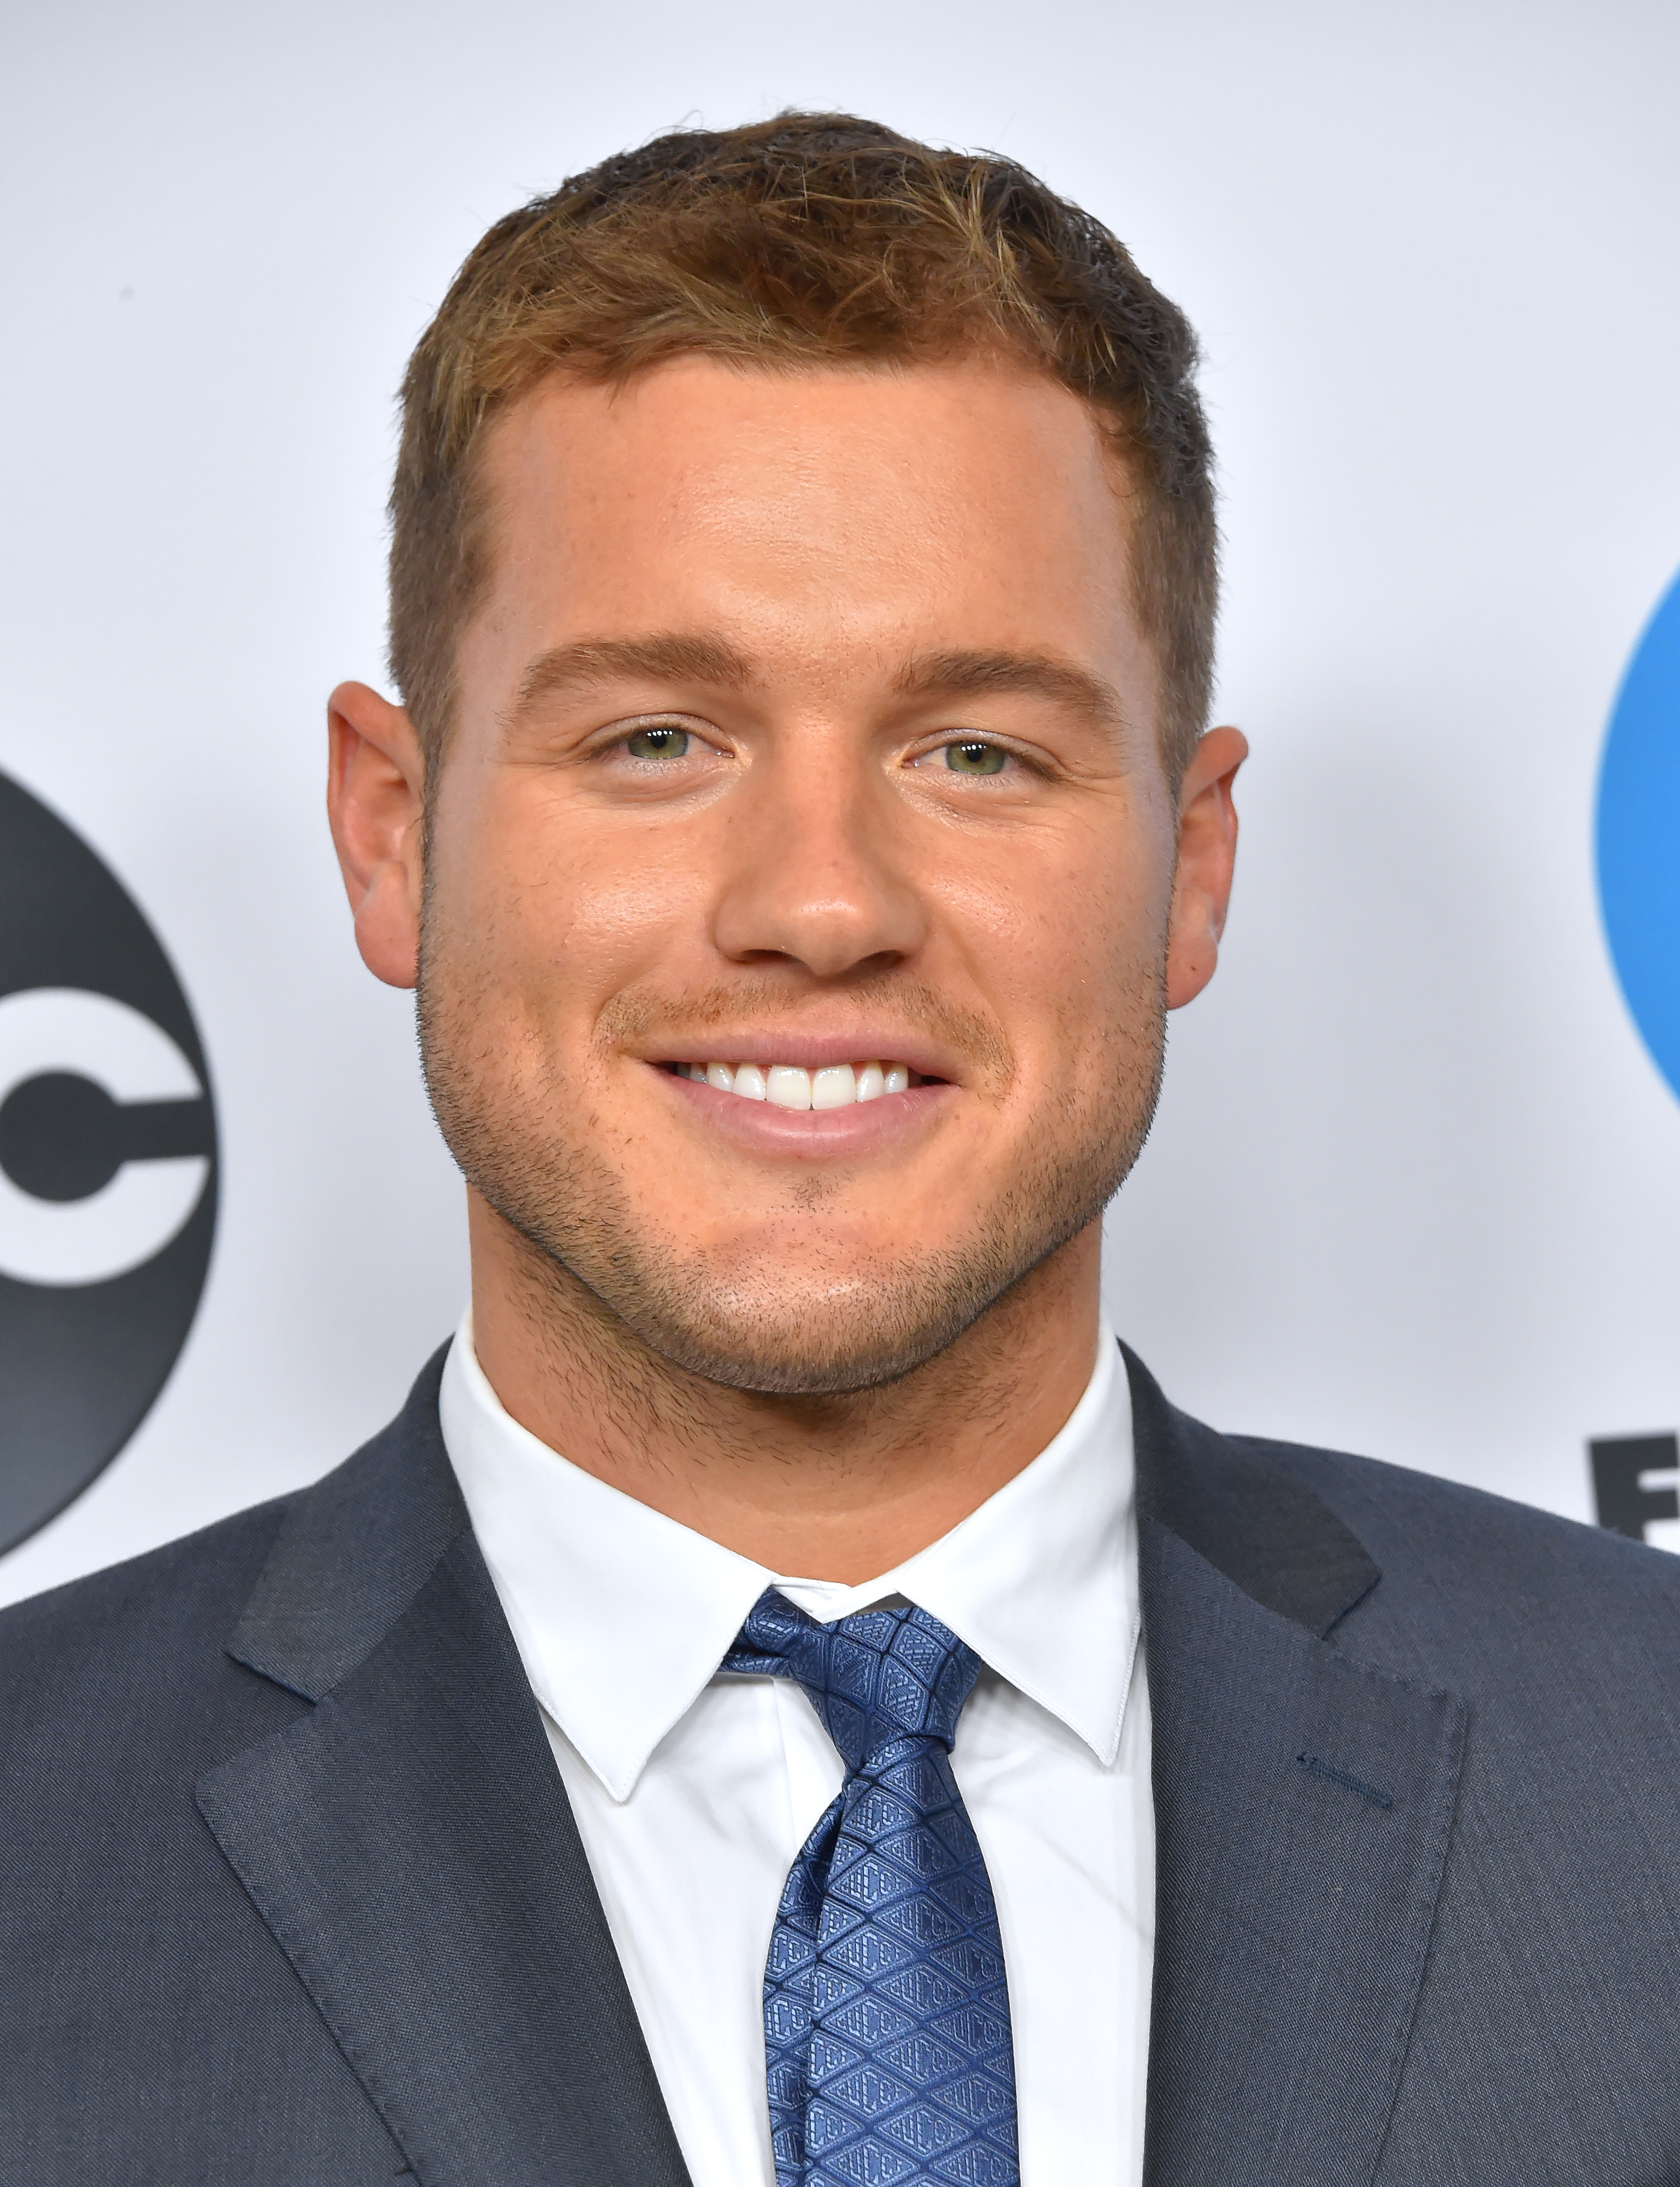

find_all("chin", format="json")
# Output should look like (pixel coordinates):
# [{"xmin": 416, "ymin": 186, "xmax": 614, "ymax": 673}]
[
  {"xmin": 556, "ymin": 1216, "xmax": 1077, "ymax": 1398},
  {"xmin": 630, "ymin": 1296, "xmax": 980, "ymax": 1397}
]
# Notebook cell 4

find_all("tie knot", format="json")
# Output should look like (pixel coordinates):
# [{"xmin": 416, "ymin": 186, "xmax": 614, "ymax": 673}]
[{"xmin": 724, "ymin": 1589, "xmax": 983, "ymax": 1774}]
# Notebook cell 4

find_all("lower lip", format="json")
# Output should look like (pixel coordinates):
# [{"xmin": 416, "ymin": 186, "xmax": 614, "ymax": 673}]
[{"xmin": 652, "ymin": 1066, "xmax": 957, "ymax": 1156}]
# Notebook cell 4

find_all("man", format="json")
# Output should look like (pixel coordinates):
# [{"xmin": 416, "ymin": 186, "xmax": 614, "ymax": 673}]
[{"xmin": 3, "ymin": 111, "xmax": 1679, "ymax": 2187}]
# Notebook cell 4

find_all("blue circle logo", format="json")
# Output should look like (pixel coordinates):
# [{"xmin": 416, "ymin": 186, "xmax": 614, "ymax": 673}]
[{"xmin": 1598, "ymin": 567, "xmax": 1680, "ymax": 1103}]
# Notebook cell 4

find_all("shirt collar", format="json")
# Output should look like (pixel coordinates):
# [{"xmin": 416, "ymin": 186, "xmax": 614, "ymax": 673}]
[{"xmin": 440, "ymin": 1313, "xmax": 1138, "ymax": 1802}]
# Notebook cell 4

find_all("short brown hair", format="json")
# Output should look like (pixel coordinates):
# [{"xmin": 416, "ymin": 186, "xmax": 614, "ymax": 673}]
[{"xmin": 390, "ymin": 112, "xmax": 1217, "ymax": 784}]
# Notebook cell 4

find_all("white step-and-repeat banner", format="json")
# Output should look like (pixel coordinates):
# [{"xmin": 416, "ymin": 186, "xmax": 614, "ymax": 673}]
[{"xmin": 3, "ymin": 0, "xmax": 1677, "ymax": 1605}]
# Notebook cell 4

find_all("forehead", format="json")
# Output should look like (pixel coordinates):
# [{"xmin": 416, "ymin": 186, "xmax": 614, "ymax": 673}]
[{"xmin": 468, "ymin": 354, "xmax": 1147, "ymax": 694}]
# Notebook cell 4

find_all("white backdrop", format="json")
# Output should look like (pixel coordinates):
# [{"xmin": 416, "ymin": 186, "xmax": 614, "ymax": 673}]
[{"xmin": 3, "ymin": 0, "xmax": 1677, "ymax": 1606}]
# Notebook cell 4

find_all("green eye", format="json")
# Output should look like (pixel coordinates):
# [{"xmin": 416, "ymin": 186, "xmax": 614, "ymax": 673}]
[
  {"xmin": 943, "ymin": 739, "xmax": 1007, "ymax": 776},
  {"xmin": 623, "ymin": 725, "xmax": 691, "ymax": 760}
]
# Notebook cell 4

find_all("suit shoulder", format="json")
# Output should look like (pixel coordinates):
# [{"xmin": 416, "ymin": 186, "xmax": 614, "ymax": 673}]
[
  {"xmin": 1231, "ymin": 1429, "xmax": 1680, "ymax": 1648},
  {"xmin": 1234, "ymin": 1429, "xmax": 1644, "ymax": 1563},
  {"xmin": 0, "ymin": 1490, "xmax": 295, "ymax": 1698},
  {"xmin": 0, "ymin": 1347, "xmax": 454, "ymax": 1679},
  {"xmin": 0, "ymin": 1485, "xmax": 339, "ymax": 1825}
]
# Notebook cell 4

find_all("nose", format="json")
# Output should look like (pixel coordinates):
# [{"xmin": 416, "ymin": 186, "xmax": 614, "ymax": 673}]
[{"xmin": 709, "ymin": 730, "xmax": 927, "ymax": 978}]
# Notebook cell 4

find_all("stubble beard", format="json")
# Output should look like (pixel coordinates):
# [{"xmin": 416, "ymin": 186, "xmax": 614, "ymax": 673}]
[{"xmin": 417, "ymin": 939, "xmax": 1167, "ymax": 1400}]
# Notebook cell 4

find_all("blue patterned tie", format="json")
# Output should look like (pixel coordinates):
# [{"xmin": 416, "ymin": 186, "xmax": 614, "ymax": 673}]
[{"xmin": 724, "ymin": 1588, "xmax": 1020, "ymax": 2187}]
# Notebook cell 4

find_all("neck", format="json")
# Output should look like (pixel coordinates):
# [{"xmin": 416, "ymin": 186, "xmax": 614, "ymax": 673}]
[{"xmin": 465, "ymin": 1197, "xmax": 1103, "ymax": 1583}]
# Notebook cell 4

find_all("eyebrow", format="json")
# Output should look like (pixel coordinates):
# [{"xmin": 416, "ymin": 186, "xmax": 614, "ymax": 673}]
[
  {"xmin": 505, "ymin": 634, "xmax": 756, "ymax": 724},
  {"xmin": 894, "ymin": 649, "xmax": 1129, "ymax": 731}
]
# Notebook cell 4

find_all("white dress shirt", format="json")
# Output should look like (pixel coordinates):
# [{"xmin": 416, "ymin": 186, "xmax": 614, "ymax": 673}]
[{"xmin": 439, "ymin": 1316, "xmax": 1154, "ymax": 2187}]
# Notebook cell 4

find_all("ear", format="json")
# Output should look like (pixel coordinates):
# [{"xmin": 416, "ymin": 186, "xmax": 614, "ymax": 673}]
[
  {"xmin": 325, "ymin": 681, "xmax": 428, "ymax": 991},
  {"xmin": 1164, "ymin": 724, "xmax": 1247, "ymax": 1010}
]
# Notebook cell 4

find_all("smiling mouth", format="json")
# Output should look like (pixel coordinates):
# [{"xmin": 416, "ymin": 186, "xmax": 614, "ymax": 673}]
[{"xmin": 666, "ymin": 1060, "xmax": 925, "ymax": 1110}]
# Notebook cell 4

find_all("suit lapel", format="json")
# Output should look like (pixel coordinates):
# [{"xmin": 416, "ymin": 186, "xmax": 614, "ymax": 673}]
[
  {"xmin": 1125, "ymin": 1348, "xmax": 1465, "ymax": 2187},
  {"xmin": 196, "ymin": 1352, "xmax": 692, "ymax": 2187}
]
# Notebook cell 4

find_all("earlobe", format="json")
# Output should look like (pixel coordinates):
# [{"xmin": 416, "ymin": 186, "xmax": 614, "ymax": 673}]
[
  {"xmin": 352, "ymin": 860, "xmax": 423, "ymax": 990},
  {"xmin": 1164, "ymin": 903, "xmax": 1221, "ymax": 1010},
  {"xmin": 325, "ymin": 680, "xmax": 427, "ymax": 992}
]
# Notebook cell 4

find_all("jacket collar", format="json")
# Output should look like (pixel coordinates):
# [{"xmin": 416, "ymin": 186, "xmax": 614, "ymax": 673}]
[
  {"xmin": 1124, "ymin": 1344, "xmax": 1465, "ymax": 2187},
  {"xmin": 224, "ymin": 1346, "xmax": 468, "ymax": 1702},
  {"xmin": 198, "ymin": 1347, "xmax": 693, "ymax": 2187},
  {"xmin": 1126, "ymin": 1339, "xmax": 1381, "ymax": 1638}
]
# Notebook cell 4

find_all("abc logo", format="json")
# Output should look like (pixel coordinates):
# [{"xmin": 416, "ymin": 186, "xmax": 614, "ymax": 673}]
[{"xmin": 0, "ymin": 769, "xmax": 217, "ymax": 1556}]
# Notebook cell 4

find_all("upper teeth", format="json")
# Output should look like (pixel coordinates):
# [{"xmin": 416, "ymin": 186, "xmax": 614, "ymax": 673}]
[{"xmin": 680, "ymin": 1061, "xmax": 911, "ymax": 1109}]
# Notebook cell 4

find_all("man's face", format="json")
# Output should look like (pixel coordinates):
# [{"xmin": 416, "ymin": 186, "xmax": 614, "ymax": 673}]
[{"xmin": 416, "ymin": 355, "xmax": 1197, "ymax": 1393}]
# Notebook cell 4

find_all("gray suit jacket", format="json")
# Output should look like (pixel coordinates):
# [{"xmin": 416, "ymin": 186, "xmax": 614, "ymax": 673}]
[{"xmin": 3, "ymin": 1342, "xmax": 1678, "ymax": 2184}]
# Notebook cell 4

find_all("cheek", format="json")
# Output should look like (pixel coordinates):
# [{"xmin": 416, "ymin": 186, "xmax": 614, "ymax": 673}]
[
  {"xmin": 932, "ymin": 827, "xmax": 1169, "ymax": 1073},
  {"xmin": 432, "ymin": 781, "xmax": 696, "ymax": 1019}
]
